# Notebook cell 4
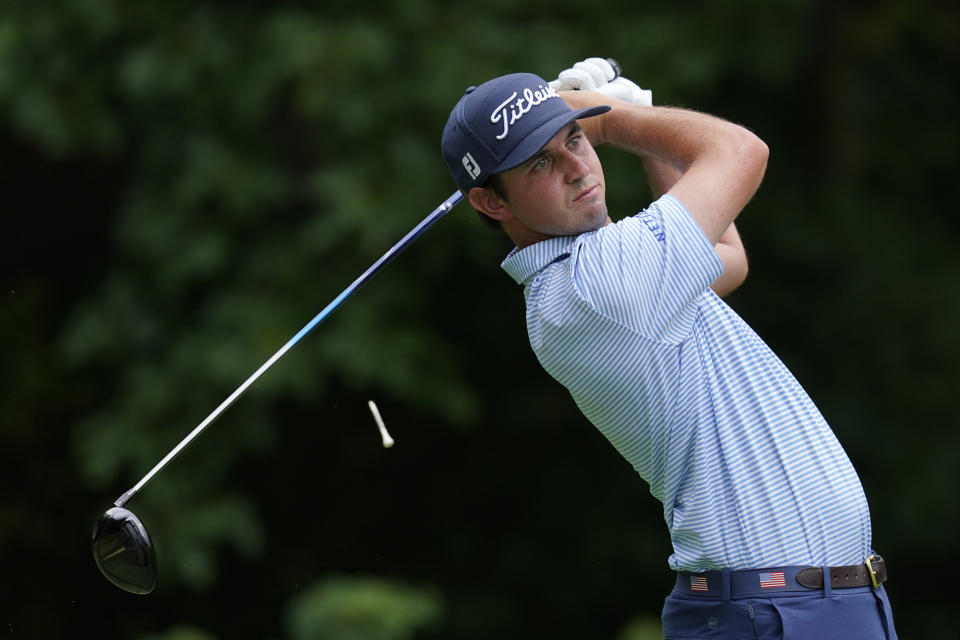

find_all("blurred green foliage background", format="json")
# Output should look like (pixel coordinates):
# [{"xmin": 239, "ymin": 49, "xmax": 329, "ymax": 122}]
[{"xmin": 2, "ymin": 0, "xmax": 957, "ymax": 637}]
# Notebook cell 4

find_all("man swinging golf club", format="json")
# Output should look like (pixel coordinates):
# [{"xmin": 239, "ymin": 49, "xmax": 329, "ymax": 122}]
[{"xmin": 440, "ymin": 57, "xmax": 897, "ymax": 639}]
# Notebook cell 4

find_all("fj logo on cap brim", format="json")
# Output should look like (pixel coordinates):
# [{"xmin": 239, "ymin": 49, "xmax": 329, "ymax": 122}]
[{"xmin": 462, "ymin": 152, "xmax": 481, "ymax": 180}]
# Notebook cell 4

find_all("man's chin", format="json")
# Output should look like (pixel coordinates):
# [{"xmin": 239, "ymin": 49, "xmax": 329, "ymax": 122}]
[{"xmin": 585, "ymin": 207, "xmax": 611, "ymax": 232}]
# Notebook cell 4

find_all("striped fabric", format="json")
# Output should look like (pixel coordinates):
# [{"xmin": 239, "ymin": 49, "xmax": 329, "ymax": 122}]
[{"xmin": 501, "ymin": 195, "xmax": 871, "ymax": 572}]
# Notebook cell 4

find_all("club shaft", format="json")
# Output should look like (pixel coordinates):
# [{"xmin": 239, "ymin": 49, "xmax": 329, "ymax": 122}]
[{"xmin": 115, "ymin": 190, "xmax": 464, "ymax": 508}]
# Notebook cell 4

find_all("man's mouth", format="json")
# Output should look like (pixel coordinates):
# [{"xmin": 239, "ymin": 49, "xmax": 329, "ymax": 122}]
[{"xmin": 574, "ymin": 184, "xmax": 600, "ymax": 202}]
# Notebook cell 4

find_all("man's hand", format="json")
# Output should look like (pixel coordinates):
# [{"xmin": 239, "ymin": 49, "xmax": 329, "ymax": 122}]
[{"xmin": 550, "ymin": 57, "xmax": 652, "ymax": 106}]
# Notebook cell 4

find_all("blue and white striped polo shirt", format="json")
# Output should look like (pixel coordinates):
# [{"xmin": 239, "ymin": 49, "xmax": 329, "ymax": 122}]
[{"xmin": 501, "ymin": 195, "xmax": 871, "ymax": 572}]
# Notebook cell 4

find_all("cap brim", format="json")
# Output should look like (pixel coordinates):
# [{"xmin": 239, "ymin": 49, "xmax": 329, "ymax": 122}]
[{"xmin": 491, "ymin": 105, "xmax": 611, "ymax": 176}]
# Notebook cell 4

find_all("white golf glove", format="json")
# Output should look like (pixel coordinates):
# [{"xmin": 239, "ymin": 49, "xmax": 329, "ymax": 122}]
[{"xmin": 549, "ymin": 57, "xmax": 653, "ymax": 107}]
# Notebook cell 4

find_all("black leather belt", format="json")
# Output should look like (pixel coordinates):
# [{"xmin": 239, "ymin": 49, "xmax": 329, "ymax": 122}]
[{"xmin": 796, "ymin": 554, "xmax": 887, "ymax": 589}]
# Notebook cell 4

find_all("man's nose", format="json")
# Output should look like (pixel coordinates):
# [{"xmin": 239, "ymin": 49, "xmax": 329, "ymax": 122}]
[{"xmin": 561, "ymin": 150, "xmax": 590, "ymax": 182}]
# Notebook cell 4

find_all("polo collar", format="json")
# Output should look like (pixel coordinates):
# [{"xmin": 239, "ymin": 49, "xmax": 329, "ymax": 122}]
[{"xmin": 501, "ymin": 235, "xmax": 577, "ymax": 285}]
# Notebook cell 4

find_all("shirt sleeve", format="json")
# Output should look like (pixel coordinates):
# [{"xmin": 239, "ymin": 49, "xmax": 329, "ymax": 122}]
[{"xmin": 569, "ymin": 194, "xmax": 724, "ymax": 343}]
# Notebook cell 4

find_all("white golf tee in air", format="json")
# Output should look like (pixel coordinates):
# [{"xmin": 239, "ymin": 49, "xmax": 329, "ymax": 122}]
[{"xmin": 367, "ymin": 400, "xmax": 394, "ymax": 448}]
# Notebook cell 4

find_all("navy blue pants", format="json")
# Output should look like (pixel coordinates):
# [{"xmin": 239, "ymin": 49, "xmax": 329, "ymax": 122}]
[{"xmin": 662, "ymin": 569, "xmax": 898, "ymax": 639}]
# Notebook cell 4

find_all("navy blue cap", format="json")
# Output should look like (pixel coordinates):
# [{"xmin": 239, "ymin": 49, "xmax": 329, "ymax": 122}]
[{"xmin": 441, "ymin": 73, "xmax": 610, "ymax": 192}]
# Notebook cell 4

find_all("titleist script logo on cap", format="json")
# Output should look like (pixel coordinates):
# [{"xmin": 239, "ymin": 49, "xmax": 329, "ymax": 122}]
[
  {"xmin": 491, "ymin": 84, "xmax": 560, "ymax": 140},
  {"xmin": 459, "ymin": 82, "xmax": 561, "ymax": 183}
]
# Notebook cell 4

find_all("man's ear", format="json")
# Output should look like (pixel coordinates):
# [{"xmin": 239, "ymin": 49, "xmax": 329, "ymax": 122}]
[{"xmin": 468, "ymin": 186, "xmax": 512, "ymax": 222}]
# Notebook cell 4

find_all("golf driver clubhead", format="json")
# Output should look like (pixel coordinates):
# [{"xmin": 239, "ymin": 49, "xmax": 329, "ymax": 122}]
[
  {"xmin": 92, "ymin": 507, "xmax": 157, "ymax": 595},
  {"xmin": 91, "ymin": 190, "xmax": 464, "ymax": 593}
]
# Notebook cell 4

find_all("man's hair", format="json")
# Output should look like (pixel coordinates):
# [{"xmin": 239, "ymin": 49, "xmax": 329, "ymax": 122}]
[{"xmin": 474, "ymin": 173, "xmax": 507, "ymax": 231}]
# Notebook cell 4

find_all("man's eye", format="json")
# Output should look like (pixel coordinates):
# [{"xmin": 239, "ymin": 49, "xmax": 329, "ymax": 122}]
[
  {"xmin": 534, "ymin": 157, "xmax": 549, "ymax": 170},
  {"xmin": 568, "ymin": 136, "xmax": 581, "ymax": 149}
]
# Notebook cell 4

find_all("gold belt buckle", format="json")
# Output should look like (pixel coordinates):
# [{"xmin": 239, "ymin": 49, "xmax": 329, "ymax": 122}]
[{"xmin": 864, "ymin": 554, "xmax": 880, "ymax": 588}]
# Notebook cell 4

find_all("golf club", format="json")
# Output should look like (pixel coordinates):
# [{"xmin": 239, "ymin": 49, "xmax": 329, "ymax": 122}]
[
  {"xmin": 92, "ymin": 56, "xmax": 623, "ymax": 595},
  {"xmin": 92, "ymin": 190, "xmax": 463, "ymax": 594}
]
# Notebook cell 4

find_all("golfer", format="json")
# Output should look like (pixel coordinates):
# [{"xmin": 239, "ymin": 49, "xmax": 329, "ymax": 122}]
[{"xmin": 440, "ymin": 59, "xmax": 897, "ymax": 639}]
